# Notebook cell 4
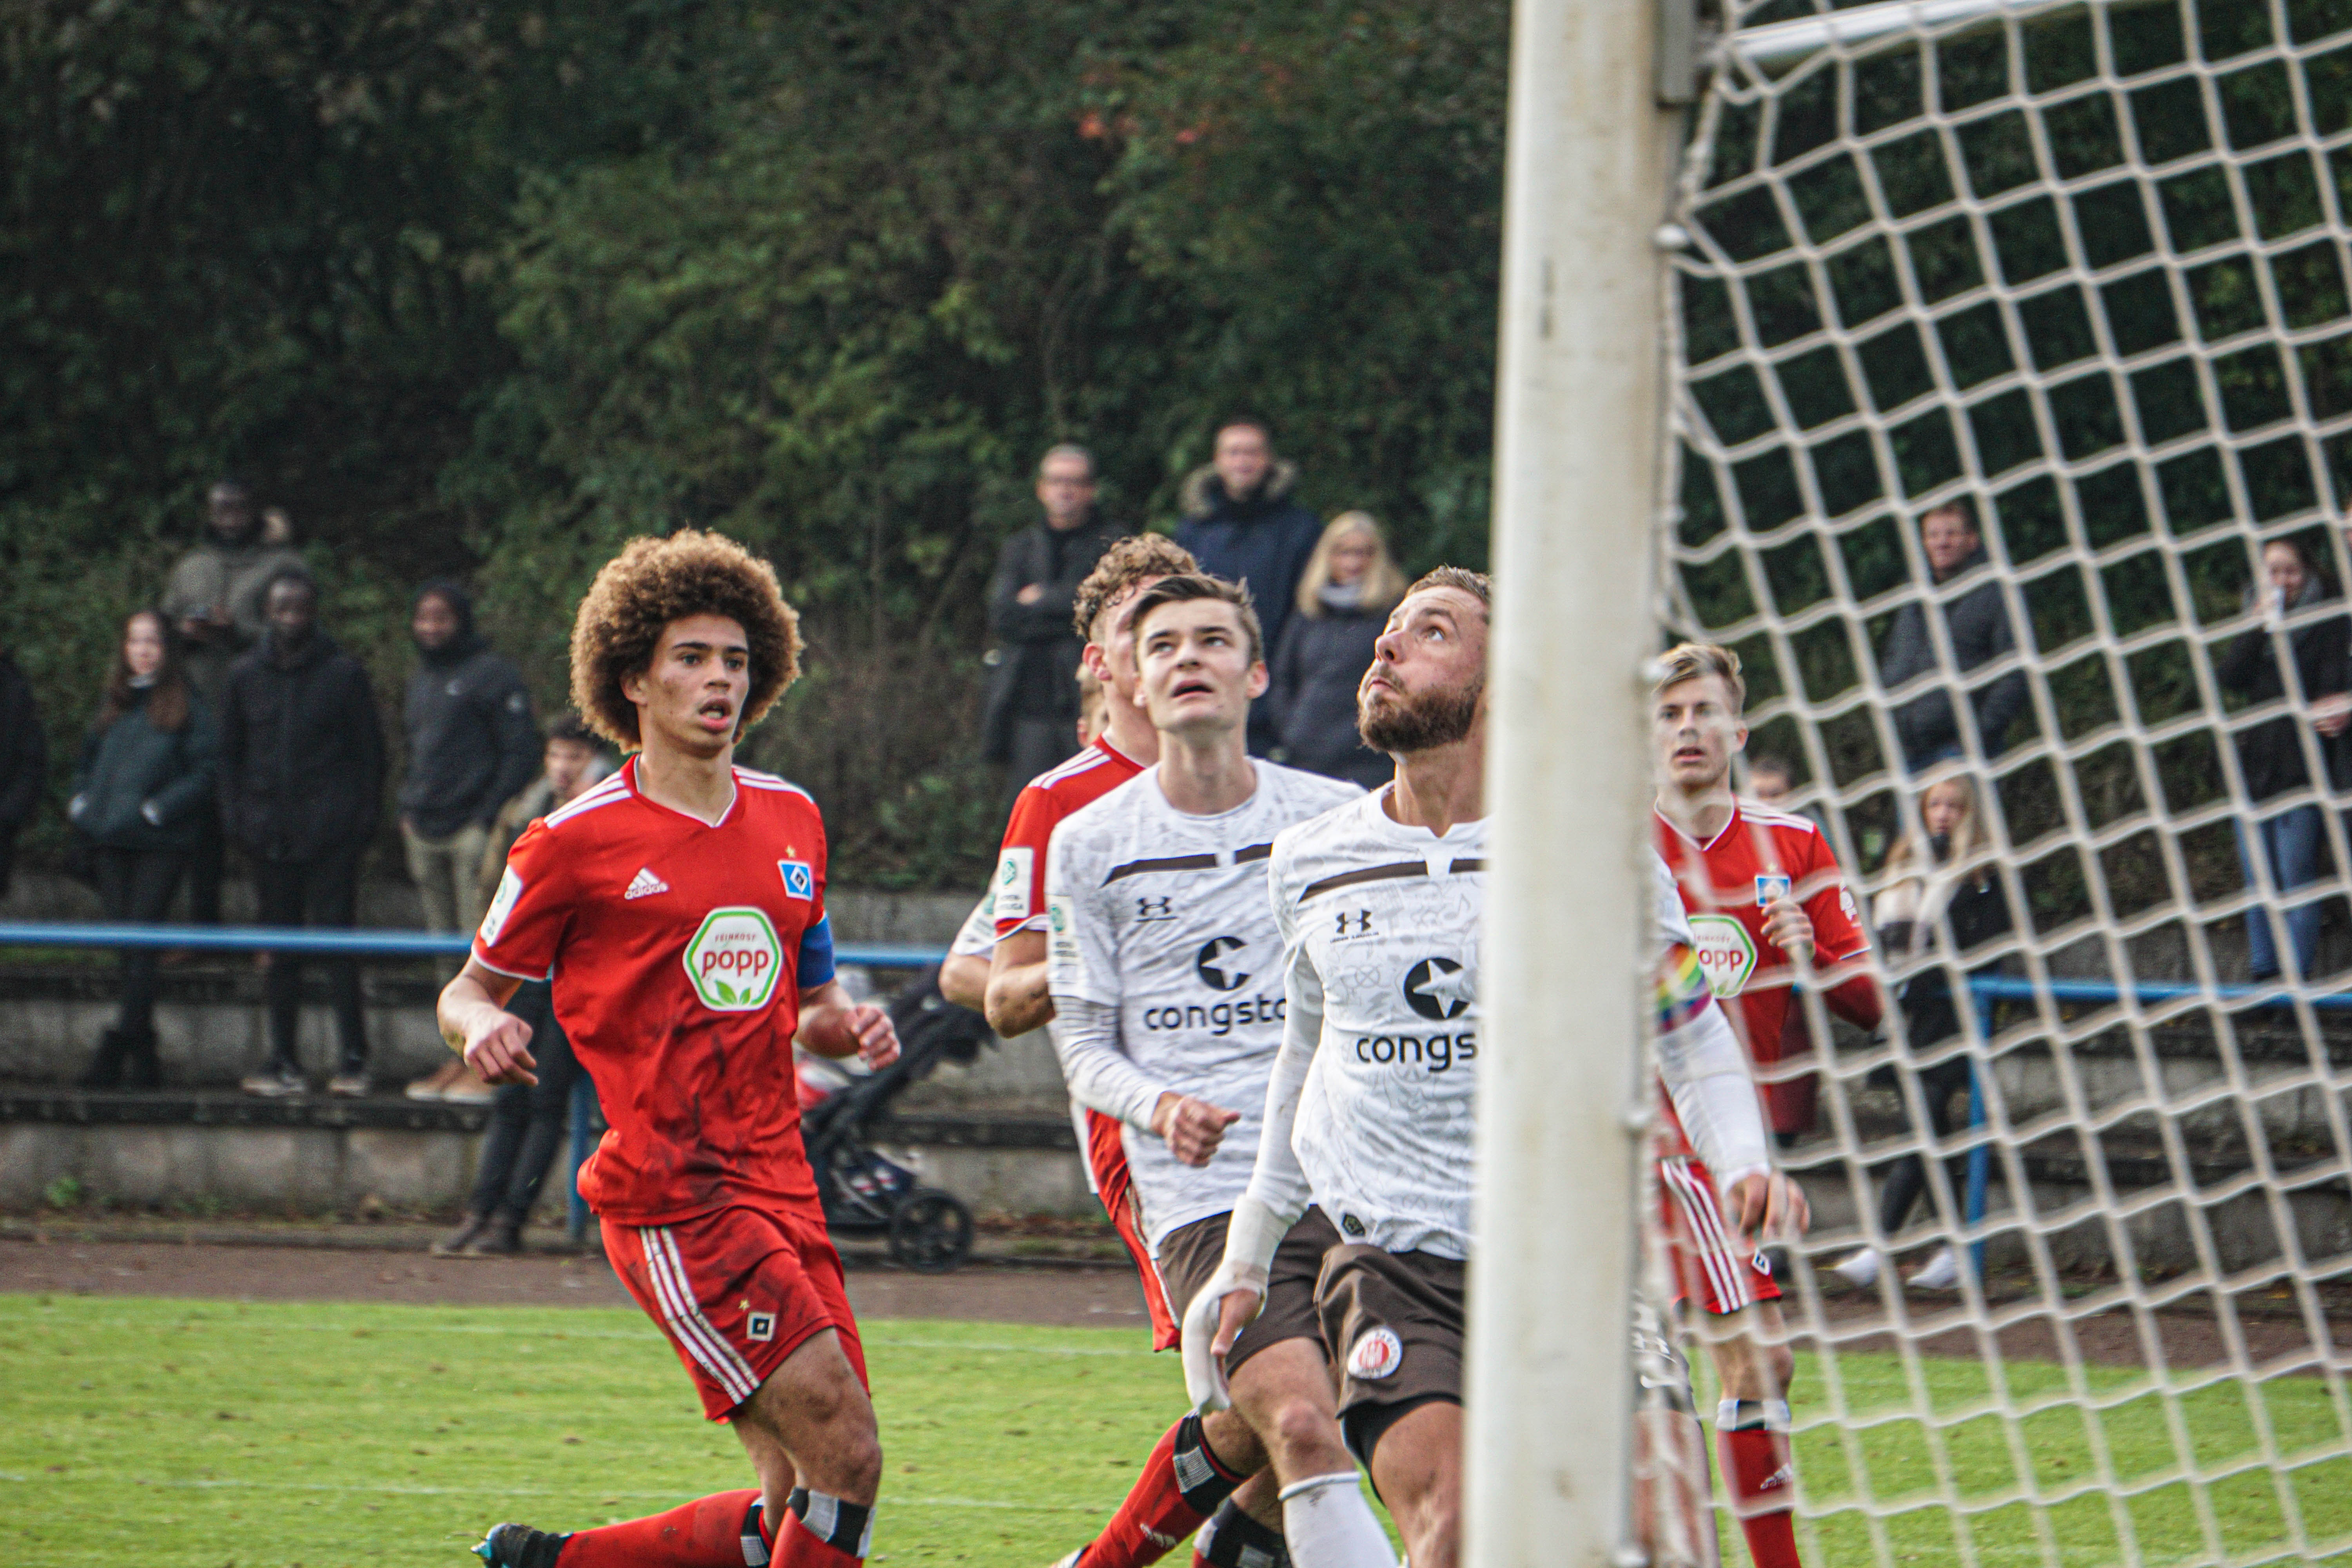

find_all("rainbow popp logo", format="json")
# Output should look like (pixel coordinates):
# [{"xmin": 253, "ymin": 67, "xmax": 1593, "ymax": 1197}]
[{"xmin": 683, "ymin": 907, "xmax": 784, "ymax": 1012}]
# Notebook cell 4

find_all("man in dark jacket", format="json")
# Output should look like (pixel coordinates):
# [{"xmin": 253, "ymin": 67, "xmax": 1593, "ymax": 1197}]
[
  {"xmin": 981, "ymin": 443, "xmax": 1121, "ymax": 801},
  {"xmin": 398, "ymin": 581, "xmax": 537, "ymax": 973},
  {"xmin": 0, "ymin": 652, "xmax": 44, "ymax": 900},
  {"xmin": 1173, "ymin": 419, "xmax": 1324, "ymax": 750},
  {"xmin": 218, "ymin": 570, "xmax": 385, "ymax": 1097},
  {"xmin": 1876, "ymin": 502, "xmax": 2029, "ymax": 771}
]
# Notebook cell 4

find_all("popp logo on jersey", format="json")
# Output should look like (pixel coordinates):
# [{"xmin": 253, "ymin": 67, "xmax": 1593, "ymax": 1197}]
[
  {"xmin": 683, "ymin": 907, "xmax": 785, "ymax": 1011},
  {"xmin": 1688, "ymin": 913, "xmax": 1757, "ymax": 997}
]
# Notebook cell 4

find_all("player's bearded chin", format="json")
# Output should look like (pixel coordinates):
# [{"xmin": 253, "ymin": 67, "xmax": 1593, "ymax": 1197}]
[{"xmin": 1358, "ymin": 673, "xmax": 1483, "ymax": 753}]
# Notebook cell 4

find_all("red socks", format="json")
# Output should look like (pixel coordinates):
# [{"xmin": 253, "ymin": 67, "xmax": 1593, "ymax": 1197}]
[
  {"xmin": 772, "ymin": 1488, "xmax": 871, "ymax": 1567},
  {"xmin": 1082, "ymin": 1414, "xmax": 1245, "ymax": 1568},
  {"xmin": 553, "ymin": 1488, "xmax": 764, "ymax": 1567},
  {"xmin": 1717, "ymin": 1401, "xmax": 1801, "ymax": 1568}
]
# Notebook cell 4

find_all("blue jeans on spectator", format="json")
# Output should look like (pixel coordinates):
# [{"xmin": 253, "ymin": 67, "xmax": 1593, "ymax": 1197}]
[{"xmin": 2237, "ymin": 804, "xmax": 2324, "ymax": 980}]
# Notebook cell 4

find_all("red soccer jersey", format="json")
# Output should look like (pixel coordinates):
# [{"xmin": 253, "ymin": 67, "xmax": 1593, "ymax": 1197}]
[
  {"xmin": 474, "ymin": 759, "xmax": 837, "ymax": 1226},
  {"xmin": 1653, "ymin": 799, "xmax": 1871, "ymax": 1067},
  {"xmin": 991, "ymin": 736, "xmax": 1144, "ymax": 938}
]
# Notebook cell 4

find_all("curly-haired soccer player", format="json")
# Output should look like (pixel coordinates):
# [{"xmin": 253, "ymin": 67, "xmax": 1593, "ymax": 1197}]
[{"xmin": 439, "ymin": 531, "xmax": 900, "ymax": 1568}]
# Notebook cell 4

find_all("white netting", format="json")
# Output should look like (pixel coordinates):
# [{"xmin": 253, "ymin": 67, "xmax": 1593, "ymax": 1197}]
[{"xmin": 1652, "ymin": 1, "xmax": 2352, "ymax": 1563}]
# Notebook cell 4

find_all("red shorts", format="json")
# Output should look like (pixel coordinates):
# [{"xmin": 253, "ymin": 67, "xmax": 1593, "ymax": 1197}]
[
  {"xmin": 1657, "ymin": 1155, "xmax": 1782, "ymax": 1317},
  {"xmin": 604, "ymin": 1202, "xmax": 867, "ymax": 1421},
  {"xmin": 1087, "ymin": 1109, "xmax": 1177, "ymax": 1350}
]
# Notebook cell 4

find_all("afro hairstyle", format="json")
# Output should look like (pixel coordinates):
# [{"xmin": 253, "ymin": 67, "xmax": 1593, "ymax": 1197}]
[{"xmin": 569, "ymin": 530, "xmax": 803, "ymax": 749}]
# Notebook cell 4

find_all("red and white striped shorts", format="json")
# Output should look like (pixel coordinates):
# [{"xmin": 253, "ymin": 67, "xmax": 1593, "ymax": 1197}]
[
  {"xmin": 604, "ymin": 1202, "xmax": 867, "ymax": 1421},
  {"xmin": 1657, "ymin": 1155, "xmax": 1782, "ymax": 1318}
]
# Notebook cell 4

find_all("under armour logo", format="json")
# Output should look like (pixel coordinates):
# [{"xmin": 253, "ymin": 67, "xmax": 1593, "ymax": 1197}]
[
  {"xmin": 1336, "ymin": 908, "xmax": 1373, "ymax": 937},
  {"xmin": 1136, "ymin": 895, "xmax": 1175, "ymax": 921}
]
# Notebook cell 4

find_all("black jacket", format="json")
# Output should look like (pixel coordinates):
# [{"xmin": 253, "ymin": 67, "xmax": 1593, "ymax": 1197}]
[
  {"xmin": 2217, "ymin": 578, "xmax": 2349, "ymax": 803},
  {"xmin": 980, "ymin": 512, "xmax": 1121, "ymax": 762},
  {"xmin": 1881, "ymin": 860, "xmax": 2016, "ymax": 1051},
  {"xmin": 399, "ymin": 622, "xmax": 538, "ymax": 840},
  {"xmin": 1876, "ymin": 545, "xmax": 2029, "ymax": 766},
  {"xmin": 1268, "ymin": 600, "xmax": 1388, "ymax": 788},
  {"xmin": 1173, "ymin": 462, "xmax": 1324, "ymax": 660},
  {"xmin": 70, "ymin": 686, "xmax": 218, "ymax": 852},
  {"xmin": 218, "ymin": 632, "xmax": 385, "ymax": 861},
  {"xmin": 0, "ymin": 653, "xmax": 43, "ymax": 837}
]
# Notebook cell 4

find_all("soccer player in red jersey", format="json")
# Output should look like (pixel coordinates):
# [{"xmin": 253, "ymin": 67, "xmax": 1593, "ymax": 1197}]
[
  {"xmin": 1650, "ymin": 641, "xmax": 1882, "ymax": 1568},
  {"xmin": 438, "ymin": 532, "xmax": 900, "ymax": 1568}
]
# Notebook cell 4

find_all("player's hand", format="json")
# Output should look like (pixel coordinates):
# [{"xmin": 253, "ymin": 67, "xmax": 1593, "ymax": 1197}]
[
  {"xmin": 463, "ymin": 1009, "xmax": 537, "ymax": 1087},
  {"xmin": 1152, "ymin": 1093, "xmax": 1241, "ymax": 1167},
  {"xmin": 2316, "ymin": 695, "xmax": 2352, "ymax": 737},
  {"xmin": 1725, "ymin": 1169, "xmax": 1809, "ymax": 1240},
  {"xmin": 1180, "ymin": 1260, "xmax": 1267, "ymax": 1412},
  {"xmin": 1760, "ymin": 895, "xmax": 1814, "ymax": 964},
  {"xmin": 846, "ymin": 1004, "xmax": 900, "ymax": 1071}
]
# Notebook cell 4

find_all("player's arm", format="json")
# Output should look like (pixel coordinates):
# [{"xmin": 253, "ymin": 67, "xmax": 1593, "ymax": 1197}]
[
  {"xmin": 437, "ymin": 959, "xmax": 535, "ymax": 1086},
  {"xmin": 1794, "ymin": 853, "xmax": 1888, "ymax": 1031},
  {"xmin": 1656, "ymin": 942, "xmax": 1808, "ymax": 1239},
  {"xmin": 796, "ymin": 979, "xmax": 900, "ymax": 1069},
  {"xmin": 939, "ymin": 893, "xmax": 997, "ymax": 1012},
  {"xmin": 984, "ymin": 927, "xmax": 1053, "ymax": 1037}
]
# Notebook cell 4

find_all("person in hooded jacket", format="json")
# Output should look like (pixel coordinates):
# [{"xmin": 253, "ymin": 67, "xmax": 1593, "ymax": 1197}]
[
  {"xmin": 1875, "ymin": 501, "xmax": 2029, "ymax": 772},
  {"xmin": 2217, "ymin": 536, "xmax": 2349, "ymax": 982},
  {"xmin": 218, "ymin": 569, "xmax": 384, "ymax": 1097},
  {"xmin": 68, "ymin": 611, "xmax": 216, "ymax": 1087},
  {"xmin": 1173, "ymin": 419, "xmax": 1323, "ymax": 750},
  {"xmin": 1265, "ymin": 510, "xmax": 1405, "ymax": 788}
]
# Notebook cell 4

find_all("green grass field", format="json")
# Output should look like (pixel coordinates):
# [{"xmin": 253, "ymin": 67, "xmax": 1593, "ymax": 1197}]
[{"xmin": 2, "ymin": 1291, "xmax": 2347, "ymax": 1567}]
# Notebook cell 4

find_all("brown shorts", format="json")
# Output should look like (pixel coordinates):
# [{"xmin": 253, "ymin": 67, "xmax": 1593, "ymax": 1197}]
[
  {"xmin": 1316, "ymin": 1243, "xmax": 1465, "ymax": 1465},
  {"xmin": 1153, "ymin": 1207, "xmax": 1343, "ymax": 1376}
]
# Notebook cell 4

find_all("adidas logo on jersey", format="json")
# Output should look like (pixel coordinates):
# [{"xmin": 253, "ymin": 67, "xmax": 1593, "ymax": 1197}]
[{"xmin": 624, "ymin": 867, "xmax": 670, "ymax": 900}]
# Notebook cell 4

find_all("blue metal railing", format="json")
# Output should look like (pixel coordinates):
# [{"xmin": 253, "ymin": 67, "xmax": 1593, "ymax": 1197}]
[
  {"xmin": 0, "ymin": 920, "xmax": 951, "ymax": 1238},
  {"xmin": 0, "ymin": 920, "xmax": 945, "ymax": 971}
]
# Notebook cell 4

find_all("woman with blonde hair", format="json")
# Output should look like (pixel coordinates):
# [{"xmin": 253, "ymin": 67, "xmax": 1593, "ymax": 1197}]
[
  {"xmin": 1265, "ymin": 510, "xmax": 1406, "ymax": 786},
  {"xmin": 1835, "ymin": 773, "xmax": 2014, "ymax": 1291}
]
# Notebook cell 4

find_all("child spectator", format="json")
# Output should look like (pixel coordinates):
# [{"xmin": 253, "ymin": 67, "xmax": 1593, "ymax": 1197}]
[{"xmin": 68, "ymin": 612, "xmax": 216, "ymax": 1088}]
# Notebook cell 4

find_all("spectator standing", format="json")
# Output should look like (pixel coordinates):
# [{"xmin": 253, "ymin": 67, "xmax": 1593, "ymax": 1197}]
[
  {"xmin": 397, "ymin": 581, "xmax": 537, "ymax": 971},
  {"xmin": 0, "ymin": 648, "xmax": 43, "ymax": 900},
  {"xmin": 1839, "ymin": 774, "xmax": 2015, "ymax": 1292},
  {"xmin": 218, "ymin": 570, "xmax": 384, "ymax": 1098},
  {"xmin": 1174, "ymin": 418, "xmax": 1323, "ymax": 747},
  {"xmin": 1265, "ymin": 510, "xmax": 1405, "ymax": 787},
  {"xmin": 67, "ymin": 612, "xmax": 216, "ymax": 1088},
  {"xmin": 160, "ymin": 479, "xmax": 302, "ymax": 923},
  {"xmin": 982, "ymin": 444, "xmax": 1122, "ymax": 801},
  {"xmin": 2217, "ymin": 537, "xmax": 2348, "ymax": 982},
  {"xmin": 432, "ymin": 718, "xmax": 606, "ymax": 1252},
  {"xmin": 1876, "ymin": 501, "xmax": 2028, "ymax": 771}
]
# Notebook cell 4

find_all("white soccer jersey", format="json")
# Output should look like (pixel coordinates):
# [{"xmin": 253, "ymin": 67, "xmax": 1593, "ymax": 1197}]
[
  {"xmin": 949, "ymin": 893, "xmax": 996, "ymax": 958},
  {"xmin": 1046, "ymin": 762, "xmax": 1364, "ymax": 1249},
  {"xmin": 1268, "ymin": 787, "xmax": 1487, "ymax": 1259}
]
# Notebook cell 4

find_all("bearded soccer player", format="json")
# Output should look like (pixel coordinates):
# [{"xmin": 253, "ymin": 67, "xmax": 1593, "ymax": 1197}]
[
  {"xmin": 1652, "ymin": 641, "xmax": 1879, "ymax": 1568},
  {"xmin": 1043, "ymin": 575, "xmax": 1362, "ymax": 1568},
  {"xmin": 441, "ymin": 532, "xmax": 900, "ymax": 1568},
  {"xmin": 1186, "ymin": 570, "xmax": 1807, "ymax": 1568}
]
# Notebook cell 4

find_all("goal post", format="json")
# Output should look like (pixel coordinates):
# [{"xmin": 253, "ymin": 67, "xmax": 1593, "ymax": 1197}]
[
  {"xmin": 1479, "ymin": 0, "xmax": 2352, "ymax": 1563},
  {"xmin": 1468, "ymin": 2, "xmax": 1681, "ymax": 1566}
]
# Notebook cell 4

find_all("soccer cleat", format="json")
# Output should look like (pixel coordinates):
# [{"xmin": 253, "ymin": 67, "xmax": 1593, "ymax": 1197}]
[
  {"xmin": 1908, "ymin": 1244, "xmax": 1960, "ymax": 1291},
  {"xmin": 1830, "ymin": 1248, "xmax": 1882, "ymax": 1288},
  {"xmin": 474, "ymin": 1522, "xmax": 569, "ymax": 1568},
  {"xmin": 1046, "ymin": 1551, "xmax": 1087, "ymax": 1567}
]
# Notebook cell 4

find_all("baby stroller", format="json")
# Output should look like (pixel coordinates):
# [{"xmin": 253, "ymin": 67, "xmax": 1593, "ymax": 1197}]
[{"xmin": 800, "ymin": 965, "xmax": 993, "ymax": 1273}]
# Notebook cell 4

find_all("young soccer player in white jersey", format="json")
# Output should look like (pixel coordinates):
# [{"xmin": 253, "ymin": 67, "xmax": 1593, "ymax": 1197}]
[
  {"xmin": 1043, "ymin": 573, "xmax": 1364, "ymax": 1568},
  {"xmin": 1185, "ymin": 568, "xmax": 1808, "ymax": 1568}
]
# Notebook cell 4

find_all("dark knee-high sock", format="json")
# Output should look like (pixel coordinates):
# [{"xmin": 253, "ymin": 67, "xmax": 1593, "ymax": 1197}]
[
  {"xmin": 554, "ymin": 1488, "xmax": 764, "ymax": 1567},
  {"xmin": 1192, "ymin": 1494, "xmax": 1289, "ymax": 1567},
  {"xmin": 1717, "ymin": 1399, "xmax": 1801, "ymax": 1568},
  {"xmin": 1083, "ymin": 1414, "xmax": 1245, "ymax": 1567},
  {"xmin": 771, "ymin": 1487, "xmax": 872, "ymax": 1568}
]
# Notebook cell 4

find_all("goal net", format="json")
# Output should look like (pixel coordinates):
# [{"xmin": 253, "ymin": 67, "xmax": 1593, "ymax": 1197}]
[{"xmin": 1652, "ymin": 0, "xmax": 2352, "ymax": 1563}]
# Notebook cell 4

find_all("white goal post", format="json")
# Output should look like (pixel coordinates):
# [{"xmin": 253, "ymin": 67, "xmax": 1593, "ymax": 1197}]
[{"xmin": 1476, "ymin": 0, "xmax": 2352, "ymax": 1564}]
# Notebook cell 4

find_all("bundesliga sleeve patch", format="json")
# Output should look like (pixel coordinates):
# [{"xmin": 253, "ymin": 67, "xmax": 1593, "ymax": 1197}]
[
  {"xmin": 993, "ymin": 847, "xmax": 1034, "ymax": 923},
  {"xmin": 1045, "ymin": 893, "xmax": 1083, "ymax": 987},
  {"xmin": 480, "ymin": 867, "xmax": 524, "ymax": 946}
]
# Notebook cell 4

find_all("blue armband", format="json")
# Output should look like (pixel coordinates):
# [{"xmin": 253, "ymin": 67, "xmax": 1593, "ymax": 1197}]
[{"xmin": 797, "ymin": 915, "xmax": 836, "ymax": 989}]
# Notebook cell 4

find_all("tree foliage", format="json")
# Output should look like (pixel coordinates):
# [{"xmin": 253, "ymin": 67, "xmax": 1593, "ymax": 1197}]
[{"xmin": 0, "ymin": 0, "xmax": 1507, "ymax": 885}]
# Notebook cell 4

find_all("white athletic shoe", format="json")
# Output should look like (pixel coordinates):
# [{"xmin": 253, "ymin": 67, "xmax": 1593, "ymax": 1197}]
[
  {"xmin": 1830, "ymin": 1248, "xmax": 1882, "ymax": 1288},
  {"xmin": 1908, "ymin": 1245, "xmax": 1960, "ymax": 1290}
]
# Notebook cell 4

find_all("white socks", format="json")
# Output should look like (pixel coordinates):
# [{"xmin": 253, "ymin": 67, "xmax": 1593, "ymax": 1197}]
[{"xmin": 1278, "ymin": 1471, "xmax": 1397, "ymax": 1568}]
